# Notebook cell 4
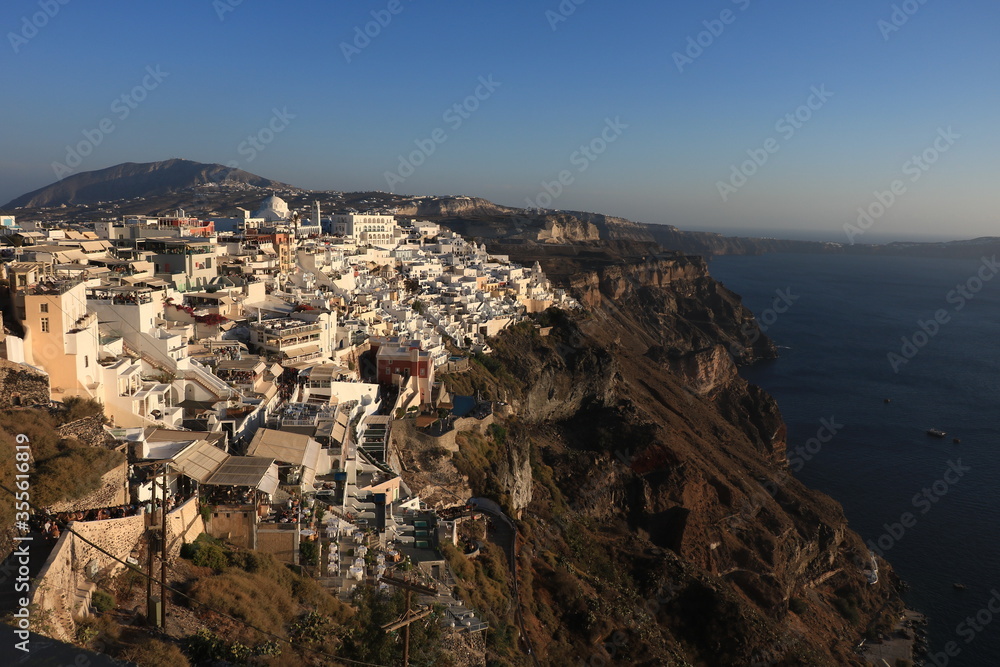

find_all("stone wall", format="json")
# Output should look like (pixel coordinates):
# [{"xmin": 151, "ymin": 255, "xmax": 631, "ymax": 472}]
[
  {"xmin": 164, "ymin": 496, "xmax": 205, "ymax": 558},
  {"xmin": 0, "ymin": 359, "xmax": 49, "ymax": 407},
  {"xmin": 438, "ymin": 358, "xmax": 470, "ymax": 374},
  {"xmin": 57, "ymin": 414, "xmax": 113, "ymax": 449},
  {"xmin": 30, "ymin": 500, "xmax": 202, "ymax": 643},
  {"xmin": 205, "ymin": 507, "xmax": 255, "ymax": 549},
  {"xmin": 30, "ymin": 532, "xmax": 77, "ymax": 643},
  {"xmin": 31, "ymin": 513, "xmax": 146, "ymax": 643},
  {"xmin": 392, "ymin": 413, "xmax": 495, "ymax": 454},
  {"xmin": 70, "ymin": 515, "xmax": 146, "ymax": 582}
]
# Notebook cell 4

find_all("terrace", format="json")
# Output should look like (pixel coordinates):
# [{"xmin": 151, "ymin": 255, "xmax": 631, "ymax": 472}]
[
  {"xmin": 25, "ymin": 279, "xmax": 79, "ymax": 296},
  {"xmin": 87, "ymin": 287, "xmax": 155, "ymax": 305},
  {"xmin": 252, "ymin": 319, "xmax": 322, "ymax": 339}
]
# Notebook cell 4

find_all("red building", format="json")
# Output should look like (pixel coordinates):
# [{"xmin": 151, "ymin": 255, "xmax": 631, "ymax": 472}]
[{"xmin": 371, "ymin": 337, "xmax": 435, "ymax": 403}]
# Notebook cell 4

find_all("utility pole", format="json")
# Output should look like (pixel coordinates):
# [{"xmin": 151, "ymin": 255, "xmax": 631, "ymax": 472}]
[
  {"xmin": 160, "ymin": 464, "xmax": 168, "ymax": 629},
  {"xmin": 380, "ymin": 574, "xmax": 437, "ymax": 666},
  {"xmin": 146, "ymin": 464, "xmax": 156, "ymax": 625}
]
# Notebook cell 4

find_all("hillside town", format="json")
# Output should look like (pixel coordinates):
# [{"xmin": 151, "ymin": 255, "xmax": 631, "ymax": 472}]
[{"xmin": 0, "ymin": 196, "xmax": 577, "ymax": 655}]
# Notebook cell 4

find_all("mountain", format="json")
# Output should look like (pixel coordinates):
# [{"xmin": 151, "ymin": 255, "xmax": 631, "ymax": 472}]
[{"xmin": 3, "ymin": 159, "xmax": 298, "ymax": 209}]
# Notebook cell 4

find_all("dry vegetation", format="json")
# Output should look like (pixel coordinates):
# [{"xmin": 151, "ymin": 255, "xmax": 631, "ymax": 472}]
[{"xmin": 0, "ymin": 402, "xmax": 120, "ymax": 531}]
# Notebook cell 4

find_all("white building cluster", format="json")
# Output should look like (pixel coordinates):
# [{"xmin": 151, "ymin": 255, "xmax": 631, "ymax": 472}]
[
  {"xmin": 0, "ymin": 196, "xmax": 575, "ymax": 616},
  {"xmin": 0, "ymin": 196, "xmax": 574, "ymax": 447}
]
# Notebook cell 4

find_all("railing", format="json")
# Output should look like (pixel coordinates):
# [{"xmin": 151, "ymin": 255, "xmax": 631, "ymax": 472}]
[{"xmin": 255, "ymin": 322, "xmax": 322, "ymax": 337}]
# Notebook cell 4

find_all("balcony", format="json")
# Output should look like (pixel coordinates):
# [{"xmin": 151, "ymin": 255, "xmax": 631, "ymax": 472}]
[
  {"xmin": 87, "ymin": 288, "xmax": 154, "ymax": 305},
  {"xmin": 253, "ymin": 320, "xmax": 322, "ymax": 338}
]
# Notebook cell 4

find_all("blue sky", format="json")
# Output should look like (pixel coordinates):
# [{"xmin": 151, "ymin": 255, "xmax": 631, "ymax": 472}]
[{"xmin": 1, "ymin": 0, "xmax": 997, "ymax": 241}]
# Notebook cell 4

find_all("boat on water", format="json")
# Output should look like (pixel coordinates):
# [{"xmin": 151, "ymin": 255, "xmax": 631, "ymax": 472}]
[{"xmin": 926, "ymin": 428, "xmax": 947, "ymax": 438}]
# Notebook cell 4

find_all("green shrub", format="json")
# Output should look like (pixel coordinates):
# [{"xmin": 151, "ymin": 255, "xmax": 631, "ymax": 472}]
[
  {"xmin": 192, "ymin": 543, "xmax": 228, "ymax": 571},
  {"xmin": 91, "ymin": 589, "xmax": 115, "ymax": 613},
  {"xmin": 180, "ymin": 534, "xmax": 229, "ymax": 571},
  {"xmin": 119, "ymin": 565, "xmax": 145, "ymax": 596},
  {"xmin": 291, "ymin": 610, "xmax": 331, "ymax": 644},
  {"xmin": 74, "ymin": 614, "xmax": 120, "ymax": 648},
  {"xmin": 300, "ymin": 541, "xmax": 318, "ymax": 566},
  {"xmin": 58, "ymin": 397, "xmax": 105, "ymax": 424}
]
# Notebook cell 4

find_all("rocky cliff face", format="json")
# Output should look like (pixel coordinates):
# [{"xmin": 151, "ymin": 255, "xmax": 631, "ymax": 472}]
[
  {"xmin": 393, "ymin": 196, "xmax": 519, "ymax": 219},
  {"xmin": 426, "ymin": 249, "xmax": 901, "ymax": 665}
]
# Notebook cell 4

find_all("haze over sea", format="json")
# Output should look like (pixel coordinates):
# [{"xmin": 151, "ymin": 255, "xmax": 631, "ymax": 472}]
[{"xmin": 710, "ymin": 253, "xmax": 1000, "ymax": 666}]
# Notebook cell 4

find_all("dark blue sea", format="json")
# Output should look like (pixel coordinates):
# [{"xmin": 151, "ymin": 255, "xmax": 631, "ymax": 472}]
[{"xmin": 710, "ymin": 253, "xmax": 1000, "ymax": 667}]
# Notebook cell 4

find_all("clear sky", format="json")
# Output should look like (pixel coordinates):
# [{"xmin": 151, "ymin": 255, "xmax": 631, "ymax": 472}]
[{"xmin": 1, "ymin": 0, "xmax": 997, "ymax": 241}]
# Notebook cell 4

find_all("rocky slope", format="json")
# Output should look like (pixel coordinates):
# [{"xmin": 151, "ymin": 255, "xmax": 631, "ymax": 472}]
[{"xmin": 406, "ymin": 247, "xmax": 901, "ymax": 665}]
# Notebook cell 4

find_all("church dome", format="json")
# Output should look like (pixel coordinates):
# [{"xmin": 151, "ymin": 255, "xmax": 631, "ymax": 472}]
[{"xmin": 254, "ymin": 195, "xmax": 290, "ymax": 221}]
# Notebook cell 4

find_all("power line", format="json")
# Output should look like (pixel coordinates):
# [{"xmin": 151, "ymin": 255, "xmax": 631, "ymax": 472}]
[{"xmin": 0, "ymin": 481, "xmax": 388, "ymax": 667}]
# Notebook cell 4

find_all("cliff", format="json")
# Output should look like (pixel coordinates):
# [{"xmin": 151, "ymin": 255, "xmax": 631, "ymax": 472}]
[{"xmin": 415, "ymin": 248, "xmax": 901, "ymax": 665}]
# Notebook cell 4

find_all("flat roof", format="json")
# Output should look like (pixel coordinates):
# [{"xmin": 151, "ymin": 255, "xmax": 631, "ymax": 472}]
[
  {"xmin": 206, "ymin": 456, "xmax": 278, "ymax": 494},
  {"xmin": 217, "ymin": 357, "xmax": 267, "ymax": 371},
  {"xmin": 171, "ymin": 439, "xmax": 229, "ymax": 483},
  {"xmin": 247, "ymin": 428, "xmax": 320, "ymax": 471}
]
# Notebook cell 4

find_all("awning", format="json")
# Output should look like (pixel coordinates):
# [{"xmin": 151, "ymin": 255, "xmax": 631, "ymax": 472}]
[
  {"xmin": 205, "ymin": 456, "xmax": 278, "ymax": 493},
  {"xmin": 283, "ymin": 345, "xmax": 320, "ymax": 359},
  {"xmin": 171, "ymin": 439, "xmax": 229, "ymax": 483}
]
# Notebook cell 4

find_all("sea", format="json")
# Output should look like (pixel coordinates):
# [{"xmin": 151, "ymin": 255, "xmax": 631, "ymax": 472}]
[{"xmin": 709, "ymin": 252, "xmax": 1000, "ymax": 667}]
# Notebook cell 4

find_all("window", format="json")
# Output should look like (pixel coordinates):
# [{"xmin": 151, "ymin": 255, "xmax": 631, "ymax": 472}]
[
  {"xmin": 84, "ymin": 356, "xmax": 89, "ymax": 368},
  {"xmin": 40, "ymin": 318, "xmax": 49, "ymax": 333},
  {"xmin": 40, "ymin": 303, "xmax": 48, "ymax": 313}
]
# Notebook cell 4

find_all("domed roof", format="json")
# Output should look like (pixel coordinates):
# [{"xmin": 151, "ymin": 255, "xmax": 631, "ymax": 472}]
[{"xmin": 254, "ymin": 195, "xmax": 290, "ymax": 221}]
